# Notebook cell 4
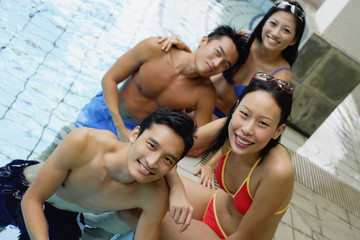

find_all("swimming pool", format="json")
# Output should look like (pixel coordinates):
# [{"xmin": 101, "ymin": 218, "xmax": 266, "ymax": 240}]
[
  {"xmin": 0, "ymin": 0, "xmax": 268, "ymax": 163},
  {"xmin": 0, "ymin": 0, "xmax": 270, "ymax": 238}
]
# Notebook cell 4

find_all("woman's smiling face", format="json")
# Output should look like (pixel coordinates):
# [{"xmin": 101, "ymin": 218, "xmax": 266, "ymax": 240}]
[
  {"xmin": 261, "ymin": 10, "xmax": 298, "ymax": 51},
  {"xmin": 228, "ymin": 90, "xmax": 284, "ymax": 157}
]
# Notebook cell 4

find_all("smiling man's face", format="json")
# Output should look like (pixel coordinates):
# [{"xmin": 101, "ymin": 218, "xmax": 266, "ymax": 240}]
[
  {"xmin": 195, "ymin": 35, "xmax": 239, "ymax": 77},
  {"xmin": 126, "ymin": 124, "xmax": 184, "ymax": 183}
]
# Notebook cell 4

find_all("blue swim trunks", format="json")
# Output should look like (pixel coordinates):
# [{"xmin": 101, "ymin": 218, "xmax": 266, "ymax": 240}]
[
  {"xmin": 75, "ymin": 91, "xmax": 138, "ymax": 138},
  {"xmin": 0, "ymin": 160, "xmax": 85, "ymax": 240}
]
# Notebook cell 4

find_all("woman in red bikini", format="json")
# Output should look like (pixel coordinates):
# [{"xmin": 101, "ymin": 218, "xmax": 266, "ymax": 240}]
[{"xmin": 160, "ymin": 72, "xmax": 295, "ymax": 239}]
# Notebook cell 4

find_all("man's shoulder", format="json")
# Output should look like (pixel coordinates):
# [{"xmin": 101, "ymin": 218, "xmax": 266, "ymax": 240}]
[
  {"xmin": 145, "ymin": 177, "xmax": 169, "ymax": 189},
  {"xmin": 138, "ymin": 178, "xmax": 170, "ymax": 212},
  {"xmin": 129, "ymin": 37, "xmax": 165, "ymax": 63},
  {"xmin": 68, "ymin": 128, "xmax": 119, "ymax": 154},
  {"xmin": 72, "ymin": 127, "xmax": 117, "ymax": 141},
  {"xmin": 194, "ymin": 77, "xmax": 216, "ymax": 94},
  {"xmin": 139, "ymin": 177, "xmax": 169, "ymax": 199}
]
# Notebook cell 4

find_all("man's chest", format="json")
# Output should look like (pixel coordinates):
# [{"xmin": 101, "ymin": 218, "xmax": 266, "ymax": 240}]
[
  {"xmin": 57, "ymin": 178, "xmax": 142, "ymax": 213},
  {"xmin": 134, "ymin": 73, "xmax": 201, "ymax": 107}
]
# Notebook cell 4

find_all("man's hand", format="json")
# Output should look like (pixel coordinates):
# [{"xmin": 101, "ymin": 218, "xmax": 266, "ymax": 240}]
[{"xmin": 168, "ymin": 187, "xmax": 194, "ymax": 232}]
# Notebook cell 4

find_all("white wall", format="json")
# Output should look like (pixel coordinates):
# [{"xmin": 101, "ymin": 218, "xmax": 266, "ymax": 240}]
[{"xmin": 315, "ymin": 0, "xmax": 360, "ymax": 62}]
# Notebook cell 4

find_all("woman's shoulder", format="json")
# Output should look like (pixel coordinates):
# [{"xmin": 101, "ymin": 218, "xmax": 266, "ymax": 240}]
[
  {"xmin": 265, "ymin": 144, "xmax": 291, "ymax": 162},
  {"xmin": 263, "ymin": 144, "xmax": 294, "ymax": 177}
]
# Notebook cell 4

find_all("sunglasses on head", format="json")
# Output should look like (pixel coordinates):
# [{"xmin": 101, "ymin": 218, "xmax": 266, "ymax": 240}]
[
  {"xmin": 275, "ymin": 1, "xmax": 305, "ymax": 23},
  {"xmin": 251, "ymin": 72, "xmax": 294, "ymax": 96}
]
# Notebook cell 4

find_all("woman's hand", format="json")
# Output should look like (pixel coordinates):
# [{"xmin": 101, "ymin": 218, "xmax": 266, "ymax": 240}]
[
  {"xmin": 193, "ymin": 164, "xmax": 216, "ymax": 189},
  {"xmin": 158, "ymin": 35, "xmax": 191, "ymax": 53}
]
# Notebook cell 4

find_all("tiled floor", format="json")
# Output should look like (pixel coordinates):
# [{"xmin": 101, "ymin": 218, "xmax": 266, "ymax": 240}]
[{"xmin": 297, "ymin": 84, "xmax": 360, "ymax": 192}]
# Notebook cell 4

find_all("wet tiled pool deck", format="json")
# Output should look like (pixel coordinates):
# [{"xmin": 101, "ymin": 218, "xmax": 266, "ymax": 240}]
[{"xmin": 1, "ymin": 0, "xmax": 359, "ymax": 239}]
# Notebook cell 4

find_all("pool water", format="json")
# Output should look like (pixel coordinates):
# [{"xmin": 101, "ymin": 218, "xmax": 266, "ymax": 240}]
[
  {"xmin": 0, "ymin": 0, "xmax": 270, "ymax": 238},
  {"xmin": 0, "ymin": 0, "xmax": 267, "ymax": 163}
]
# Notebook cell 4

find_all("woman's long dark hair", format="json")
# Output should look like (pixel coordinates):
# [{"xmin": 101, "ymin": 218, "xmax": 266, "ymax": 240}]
[
  {"xmin": 247, "ymin": 1, "xmax": 306, "ymax": 66},
  {"xmin": 205, "ymin": 79, "xmax": 293, "ymax": 158}
]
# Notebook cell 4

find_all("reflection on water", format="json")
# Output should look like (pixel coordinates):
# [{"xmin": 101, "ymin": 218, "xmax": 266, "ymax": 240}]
[{"xmin": 297, "ymin": 83, "xmax": 360, "ymax": 191}]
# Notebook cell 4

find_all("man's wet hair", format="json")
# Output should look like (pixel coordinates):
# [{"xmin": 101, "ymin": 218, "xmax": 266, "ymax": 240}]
[
  {"xmin": 207, "ymin": 25, "xmax": 249, "ymax": 70},
  {"xmin": 138, "ymin": 108, "xmax": 197, "ymax": 160}
]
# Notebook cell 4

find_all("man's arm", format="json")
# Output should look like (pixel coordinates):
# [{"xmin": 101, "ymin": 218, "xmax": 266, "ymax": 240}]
[
  {"xmin": 21, "ymin": 128, "xmax": 88, "ymax": 239},
  {"xmin": 134, "ymin": 181, "xmax": 170, "ymax": 240},
  {"xmin": 164, "ymin": 168, "xmax": 193, "ymax": 232},
  {"xmin": 102, "ymin": 37, "xmax": 163, "ymax": 141},
  {"xmin": 192, "ymin": 82, "xmax": 217, "ymax": 127}
]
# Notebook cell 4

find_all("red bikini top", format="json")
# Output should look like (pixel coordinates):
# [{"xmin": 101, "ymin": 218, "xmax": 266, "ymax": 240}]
[
  {"xmin": 215, "ymin": 150, "xmax": 260, "ymax": 215},
  {"xmin": 215, "ymin": 149, "xmax": 290, "ymax": 215}
]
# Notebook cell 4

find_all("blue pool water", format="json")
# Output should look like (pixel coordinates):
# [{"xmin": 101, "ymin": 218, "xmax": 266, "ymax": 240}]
[
  {"xmin": 0, "ymin": 0, "xmax": 267, "ymax": 163},
  {"xmin": 0, "ymin": 0, "xmax": 270, "ymax": 238}
]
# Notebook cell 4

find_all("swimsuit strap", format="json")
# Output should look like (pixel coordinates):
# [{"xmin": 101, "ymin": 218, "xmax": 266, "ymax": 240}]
[
  {"xmin": 221, "ymin": 149, "xmax": 261, "ymax": 199},
  {"xmin": 271, "ymin": 67, "xmax": 291, "ymax": 76},
  {"xmin": 275, "ymin": 201, "xmax": 291, "ymax": 215},
  {"xmin": 219, "ymin": 149, "xmax": 232, "ymax": 195},
  {"xmin": 246, "ymin": 157, "xmax": 262, "ymax": 200},
  {"xmin": 221, "ymin": 149, "xmax": 291, "ymax": 215},
  {"xmin": 244, "ymin": 32, "xmax": 252, "ymax": 41},
  {"xmin": 213, "ymin": 106, "xmax": 227, "ymax": 118}
]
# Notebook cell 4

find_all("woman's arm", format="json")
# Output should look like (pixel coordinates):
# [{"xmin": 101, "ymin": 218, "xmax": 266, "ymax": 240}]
[
  {"xmin": 193, "ymin": 151, "xmax": 220, "ymax": 189},
  {"xmin": 187, "ymin": 117, "xmax": 226, "ymax": 157},
  {"xmin": 193, "ymin": 141, "xmax": 227, "ymax": 189}
]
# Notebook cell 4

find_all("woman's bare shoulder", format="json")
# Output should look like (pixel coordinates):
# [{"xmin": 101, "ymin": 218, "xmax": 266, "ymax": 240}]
[{"xmin": 264, "ymin": 144, "xmax": 294, "ymax": 177}]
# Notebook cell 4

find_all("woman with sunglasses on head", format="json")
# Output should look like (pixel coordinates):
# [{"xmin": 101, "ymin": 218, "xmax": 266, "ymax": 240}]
[
  {"xmin": 211, "ymin": 0, "xmax": 304, "ymax": 118},
  {"xmin": 159, "ymin": 73, "xmax": 295, "ymax": 240}
]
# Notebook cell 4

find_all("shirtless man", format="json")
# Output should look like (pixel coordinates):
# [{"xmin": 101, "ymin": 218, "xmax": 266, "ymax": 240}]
[
  {"xmin": 0, "ymin": 108, "xmax": 196, "ymax": 240},
  {"xmin": 34, "ymin": 25, "xmax": 245, "ymax": 234},
  {"xmin": 75, "ymin": 25, "xmax": 246, "ymax": 141}
]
